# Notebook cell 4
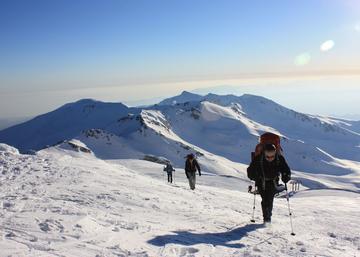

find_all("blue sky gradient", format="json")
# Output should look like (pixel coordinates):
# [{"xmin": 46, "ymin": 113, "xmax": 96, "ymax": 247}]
[{"xmin": 0, "ymin": 0, "xmax": 360, "ymax": 118}]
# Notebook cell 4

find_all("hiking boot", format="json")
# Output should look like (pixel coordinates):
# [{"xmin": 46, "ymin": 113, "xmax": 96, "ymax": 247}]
[{"xmin": 263, "ymin": 218, "xmax": 271, "ymax": 223}]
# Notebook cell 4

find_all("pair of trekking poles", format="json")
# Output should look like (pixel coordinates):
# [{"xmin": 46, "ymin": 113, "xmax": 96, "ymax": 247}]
[{"xmin": 249, "ymin": 183, "xmax": 296, "ymax": 236}]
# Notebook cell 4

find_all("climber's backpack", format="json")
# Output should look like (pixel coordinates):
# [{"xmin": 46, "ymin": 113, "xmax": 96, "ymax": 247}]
[{"xmin": 251, "ymin": 132, "xmax": 282, "ymax": 161}]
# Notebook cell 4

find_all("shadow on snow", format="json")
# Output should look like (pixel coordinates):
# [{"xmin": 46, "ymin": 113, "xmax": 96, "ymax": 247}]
[{"xmin": 148, "ymin": 223, "xmax": 264, "ymax": 249}]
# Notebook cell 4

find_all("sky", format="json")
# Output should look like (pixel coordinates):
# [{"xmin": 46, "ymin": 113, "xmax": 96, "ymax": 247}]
[{"xmin": 0, "ymin": 0, "xmax": 360, "ymax": 120}]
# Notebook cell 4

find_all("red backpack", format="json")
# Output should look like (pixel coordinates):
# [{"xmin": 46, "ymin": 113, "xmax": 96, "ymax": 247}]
[{"xmin": 251, "ymin": 132, "xmax": 282, "ymax": 161}]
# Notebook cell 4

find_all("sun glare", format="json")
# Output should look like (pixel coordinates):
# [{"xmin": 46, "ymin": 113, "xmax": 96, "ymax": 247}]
[
  {"xmin": 294, "ymin": 53, "xmax": 311, "ymax": 66},
  {"xmin": 320, "ymin": 40, "xmax": 335, "ymax": 52}
]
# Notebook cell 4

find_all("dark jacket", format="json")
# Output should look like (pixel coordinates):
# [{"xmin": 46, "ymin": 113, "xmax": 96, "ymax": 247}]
[
  {"xmin": 185, "ymin": 159, "xmax": 201, "ymax": 175},
  {"xmin": 163, "ymin": 164, "xmax": 175, "ymax": 174},
  {"xmin": 247, "ymin": 154, "xmax": 291, "ymax": 186}
]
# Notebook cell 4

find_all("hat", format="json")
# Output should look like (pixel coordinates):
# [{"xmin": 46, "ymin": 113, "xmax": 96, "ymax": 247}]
[
  {"xmin": 264, "ymin": 143, "xmax": 276, "ymax": 152},
  {"xmin": 187, "ymin": 153, "xmax": 195, "ymax": 159}
]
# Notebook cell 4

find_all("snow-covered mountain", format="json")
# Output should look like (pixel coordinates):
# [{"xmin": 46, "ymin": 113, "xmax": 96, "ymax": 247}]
[
  {"xmin": 0, "ymin": 99, "xmax": 131, "ymax": 152},
  {"xmin": 1, "ymin": 92, "xmax": 360, "ymax": 256},
  {"xmin": 0, "ymin": 92, "xmax": 359, "ymax": 188},
  {"xmin": 158, "ymin": 91, "xmax": 203, "ymax": 106}
]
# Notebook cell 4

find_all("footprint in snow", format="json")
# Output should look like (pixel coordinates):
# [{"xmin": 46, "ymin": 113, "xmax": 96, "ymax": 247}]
[
  {"xmin": 5, "ymin": 232, "xmax": 16, "ymax": 238},
  {"xmin": 118, "ymin": 222, "xmax": 139, "ymax": 230},
  {"xmin": 328, "ymin": 232, "xmax": 337, "ymax": 238},
  {"xmin": 252, "ymin": 246, "xmax": 261, "ymax": 252},
  {"xmin": 4, "ymin": 228, "xmax": 38, "ymax": 242},
  {"xmin": 3, "ymin": 201, "xmax": 13, "ymax": 209},
  {"xmin": 152, "ymin": 204, "xmax": 160, "ymax": 210},
  {"xmin": 112, "ymin": 227, "xmax": 120, "ymax": 232},
  {"xmin": 96, "ymin": 193, "xmax": 116, "ymax": 201},
  {"xmin": 39, "ymin": 222, "xmax": 51, "ymax": 232},
  {"xmin": 171, "ymin": 247, "xmax": 199, "ymax": 257},
  {"xmin": 38, "ymin": 219, "xmax": 64, "ymax": 233}
]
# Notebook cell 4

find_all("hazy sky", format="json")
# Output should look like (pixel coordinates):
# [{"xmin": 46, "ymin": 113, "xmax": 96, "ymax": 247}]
[{"xmin": 0, "ymin": 0, "xmax": 360, "ymax": 119}]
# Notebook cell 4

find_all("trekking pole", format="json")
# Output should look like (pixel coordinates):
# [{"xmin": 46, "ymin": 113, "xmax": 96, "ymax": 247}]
[
  {"xmin": 248, "ymin": 185, "xmax": 256, "ymax": 223},
  {"xmin": 285, "ymin": 184, "xmax": 296, "ymax": 236},
  {"xmin": 251, "ymin": 193, "xmax": 256, "ymax": 223}
]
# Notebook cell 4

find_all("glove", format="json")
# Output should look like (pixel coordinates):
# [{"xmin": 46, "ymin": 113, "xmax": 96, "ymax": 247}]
[{"xmin": 282, "ymin": 174, "xmax": 290, "ymax": 184}]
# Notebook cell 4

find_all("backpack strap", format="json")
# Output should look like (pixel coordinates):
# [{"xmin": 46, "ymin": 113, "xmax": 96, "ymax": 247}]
[
  {"xmin": 260, "ymin": 153, "xmax": 281, "ymax": 190},
  {"xmin": 260, "ymin": 154, "xmax": 266, "ymax": 190}
]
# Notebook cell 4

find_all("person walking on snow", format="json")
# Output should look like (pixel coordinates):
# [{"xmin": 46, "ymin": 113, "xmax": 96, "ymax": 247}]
[
  {"xmin": 185, "ymin": 153, "xmax": 201, "ymax": 190},
  {"xmin": 163, "ymin": 162, "xmax": 175, "ymax": 183},
  {"xmin": 247, "ymin": 143, "xmax": 291, "ymax": 223}
]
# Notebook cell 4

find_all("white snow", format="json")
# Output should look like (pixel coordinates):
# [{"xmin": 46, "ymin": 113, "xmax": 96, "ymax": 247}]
[
  {"xmin": 0, "ymin": 146, "xmax": 359, "ymax": 256},
  {"xmin": 0, "ymin": 92, "xmax": 360, "ymax": 256},
  {"xmin": 1, "ymin": 93, "xmax": 359, "ymax": 188},
  {"xmin": 0, "ymin": 143, "xmax": 19, "ymax": 155}
]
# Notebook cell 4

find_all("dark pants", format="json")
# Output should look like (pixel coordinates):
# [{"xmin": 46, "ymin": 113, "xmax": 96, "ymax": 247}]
[
  {"xmin": 167, "ymin": 173, "xmax": 173, "ymax": 183},
  {"xmin": 258, "ymin": 180, "xmax": 277, "ymax": 222},
  {"xmin": 186, "ymin": 171, "xmax": 196, "ymax": 190}
]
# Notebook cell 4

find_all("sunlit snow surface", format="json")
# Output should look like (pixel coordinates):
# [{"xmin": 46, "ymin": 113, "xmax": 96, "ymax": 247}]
[
  {"xmin": 0, "ymin": 93, "xmax": 359, "ymax": 256},
  {"xmin": 0, "ymin": 145, "xmax": 359, "ymax": 257}
]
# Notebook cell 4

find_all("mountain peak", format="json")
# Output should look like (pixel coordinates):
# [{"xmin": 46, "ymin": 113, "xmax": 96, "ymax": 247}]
[
  {"xmin": 180, "ymin": 90, "xmax": 196, "ymax": 96},
  {"xmin": 69, "ymin": 98, "xmax": 126, "ymax": 107},
  {"xmin": 74, "ymin": 98, "xmax": 99, "ymax": 104},
  {"xmin": 205, "ymin": 92, "xmax": 237, "ymax": 98},
  {"xmin": 159, "ymin": 91, "xmax": 202, "ymax": 105},
  {"xmin": 241, "ymin": 93, "xmax": 266, "ymax": 99},
  {"xmin": 0, "ymin": 98, "xmax": 131, "ymax": 152}
]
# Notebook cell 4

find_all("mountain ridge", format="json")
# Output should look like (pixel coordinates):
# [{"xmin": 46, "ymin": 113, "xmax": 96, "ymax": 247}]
[{"xmin": 0, "ymin": 92, "xmax": 359, "ymax": 185}]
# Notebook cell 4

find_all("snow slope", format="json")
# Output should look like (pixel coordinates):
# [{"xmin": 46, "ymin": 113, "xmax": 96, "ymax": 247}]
[
  {"xmin": 50, "ymin": 101, "xmax": 360, "ymax": 191},
  {"xmin": 0, "ymin": 145, "xmax": 359, "ymax": 257},
  {"xmin": 0, "ymin": 93, "xmax": 359, "ymax": 190},
  {"xmin": 65, "ymin": 116, "xmax": 249, "ymax": 178},
  {"xmin": 150, "ymin": 100, "xmax": 360, "ymax": 185},
  {"xmin": 0, "ymin": 99, "xmax": 131, "ymax": 152},
  {"xmin": 160, "ymin": 92, "xmax": 360, "ymax": 161}
]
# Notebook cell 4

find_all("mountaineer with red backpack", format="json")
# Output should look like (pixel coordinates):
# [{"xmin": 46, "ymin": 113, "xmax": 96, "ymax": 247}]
[{"xmin": 247, "ymin": 132, "xmax": 291, "ymax": 223}]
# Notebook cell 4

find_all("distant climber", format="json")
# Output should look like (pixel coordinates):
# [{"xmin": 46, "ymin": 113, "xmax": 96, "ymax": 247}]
[
  {"xmin": 163, "ymin": 162, "xmax": 175, "ymax": 183},
  {"xmin": 185, "ymin": 153, "xmax": 201, "ymax": 190},
  {"xmin": 247, "ymin": 143, "xmax": 291, "ymax": 223}
]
